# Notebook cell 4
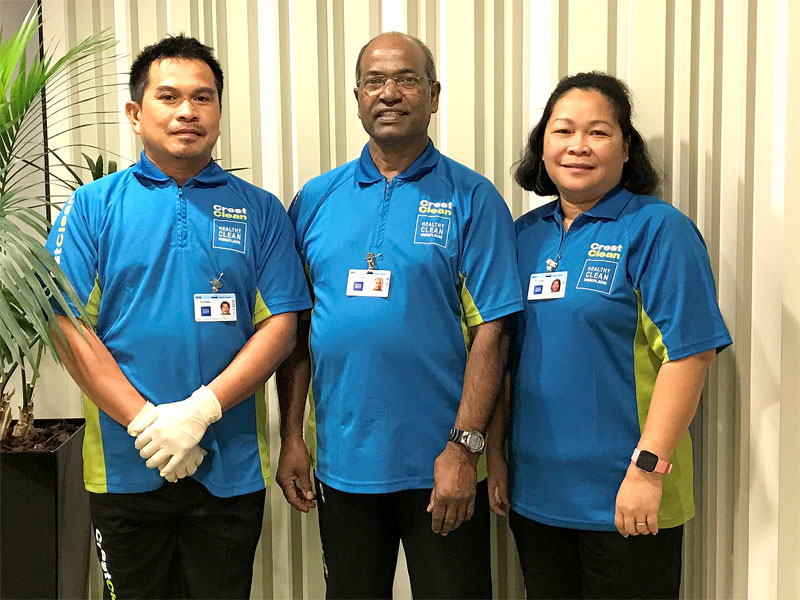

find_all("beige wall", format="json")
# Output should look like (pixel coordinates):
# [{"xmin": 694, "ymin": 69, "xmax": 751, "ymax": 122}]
[{"xmin": 33, "ymin": 0, "xmax": 800, "ymax": 597}]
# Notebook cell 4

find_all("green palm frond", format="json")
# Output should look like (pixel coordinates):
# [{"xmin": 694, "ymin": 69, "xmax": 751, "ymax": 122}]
[{"xmin": 0, "ymin": 4, "xmax": 118, "ymax": 382}]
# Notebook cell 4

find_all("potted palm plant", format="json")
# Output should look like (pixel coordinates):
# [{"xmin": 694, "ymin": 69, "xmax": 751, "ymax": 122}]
[{"xmin": 0, "ymin": 6, "xmax": 117, "ymax": 598}]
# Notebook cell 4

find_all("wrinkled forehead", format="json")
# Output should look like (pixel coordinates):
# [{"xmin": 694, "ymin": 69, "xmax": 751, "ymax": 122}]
[{"xmin": 359, "ymin": 35, "xmax": 427, "ymax": 74}]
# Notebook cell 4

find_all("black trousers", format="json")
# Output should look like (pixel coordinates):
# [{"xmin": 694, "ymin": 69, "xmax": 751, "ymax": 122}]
[
  {"xmin": 89, "ymin": 478, "xmax": 265, "ymax": 599},
  {"xmin": 315, "ymin": 477, "xmax": 492, "ymax": 599},
  {"xmin": 509, "ymin": 510, "xmax": 683, "ymax": 599}
]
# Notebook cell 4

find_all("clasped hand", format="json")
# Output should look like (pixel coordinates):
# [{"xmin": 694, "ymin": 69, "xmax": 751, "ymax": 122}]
[
  {"xmin": 427, "ymin": 443, "xmax": 478, "ymax": 536},
  {"xmin": 127, "ymin": 386, "xmax": 222, "ymax": 482}
]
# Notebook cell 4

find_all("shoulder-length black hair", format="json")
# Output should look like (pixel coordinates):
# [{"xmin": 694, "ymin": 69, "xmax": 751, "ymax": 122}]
[{"xmin": 514, "ymin": 71, "xmax": 659, "ymax": 196}]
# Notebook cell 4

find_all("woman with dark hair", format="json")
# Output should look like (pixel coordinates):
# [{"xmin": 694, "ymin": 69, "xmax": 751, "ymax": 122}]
[{"xmin": 487, "ymin": 72, "xmax": 731, "ymax": 599}]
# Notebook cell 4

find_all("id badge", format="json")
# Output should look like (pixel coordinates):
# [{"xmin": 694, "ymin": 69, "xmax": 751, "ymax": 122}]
[
  {"xmin": 346, "ymin": 269, "xmax": 391, "ymax": 298},
  {"xmin": 194, "ymin": 293, "xmax": 237, "ymax": 321},
  {"xmin": 527, "ymin": 271, "xmax": 567, "ymax": 300}
]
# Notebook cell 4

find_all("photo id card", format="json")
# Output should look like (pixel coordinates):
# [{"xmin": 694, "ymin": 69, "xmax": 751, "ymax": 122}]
[
  {"xmin": 194, "ymin": 293, "xmax": 237, "ymax": 321},
  {"xmin": 346, "ymin": 269, "xmax": 391, "ymax": 298},
  {"xmin": 528, "ymin": 271, "xmax": 567, "ymax": 300}
]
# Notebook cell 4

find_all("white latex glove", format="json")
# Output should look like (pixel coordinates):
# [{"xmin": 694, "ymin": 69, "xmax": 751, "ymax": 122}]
[
  {"xmin": 161, "ymin": 445, "xmax": 208, "ymax": 483},
  {"xmin": 128, "ymin": 400, "xmax": 208, "ymax": 481},
  {"xmin": 127, "ymin": 401, "xmax": 158, "ymax": 436},
  {"xmin": 134, "ymin": 385, "xmax": 222, "ymax": 476}
]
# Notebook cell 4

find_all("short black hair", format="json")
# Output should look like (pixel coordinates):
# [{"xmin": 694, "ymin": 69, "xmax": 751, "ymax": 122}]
[
  {"xmin": 355, "ymin": 32, "xmax": 437, "ymax": 84},
  {"xmin": 514, "ymin": 71, "xmax": 658, "ymax": 196},
  {"xmin": 129, "ymin": 34, "xmax": 224, "ymax": 106}
]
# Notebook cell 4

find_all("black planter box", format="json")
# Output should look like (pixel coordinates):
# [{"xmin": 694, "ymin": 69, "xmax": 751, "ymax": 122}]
[{"xmin": 0, "ymin": 418, "xmax": 90, "ymax": 599}]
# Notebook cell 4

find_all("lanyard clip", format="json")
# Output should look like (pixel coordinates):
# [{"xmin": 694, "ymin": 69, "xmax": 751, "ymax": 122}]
[
  {"xmin": 365, "ymin": 252, "xmax": 382, "ymax": 272},
  {"xmin": 210, "ymin": 272, "xmax": 224, "ymax": 292}
]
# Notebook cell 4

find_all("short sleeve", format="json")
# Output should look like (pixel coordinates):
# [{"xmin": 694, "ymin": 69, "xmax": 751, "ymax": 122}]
[
  {"xmin": 286, "ymin": 189, "xmax": 307, "ymax": 259},
  {"xmin": 254, "ymin": 194, "xmax": 313, "ymax": 320},
  {"xmin": 631, "ymin": 208, "xmax": 732, "ymax": 361},
  {"xmin": 458, "ymin": 183, "xmax": 524, "ymax": 326},
  {"xmin": 44, "ymin": 190, "xmax": 99, "ymax": 317}
]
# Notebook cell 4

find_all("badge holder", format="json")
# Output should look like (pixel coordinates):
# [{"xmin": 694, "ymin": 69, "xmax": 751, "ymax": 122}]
[
  {"xmin": 528, "ymin": 271, "xmax": 567, "ymax": 300},
  {"xmin": 346, "ymin": 251, "xmax": 391, "ymax": 298},
  {"xmin": 194, "ymin": 272, "xmax": 237, "ymax": 321}
]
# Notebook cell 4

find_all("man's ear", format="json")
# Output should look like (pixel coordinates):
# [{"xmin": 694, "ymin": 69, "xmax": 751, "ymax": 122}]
[
  {"xmin": 124, "ymin": 101, "xmax": 142, "ymax": 134},
  {"xmin": 430, "ymin": 81, "xmax": 441, "ymax": 114}
]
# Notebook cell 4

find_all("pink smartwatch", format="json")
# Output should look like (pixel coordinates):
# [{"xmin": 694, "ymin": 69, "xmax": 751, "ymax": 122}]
[{"xmin": 631, "ymin": 448, "xmax": 673, "ymax": 474}]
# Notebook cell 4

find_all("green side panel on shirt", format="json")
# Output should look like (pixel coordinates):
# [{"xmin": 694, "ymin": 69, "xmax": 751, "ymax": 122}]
[
  {"xmin": 306, "ymin": 378, "xmax": 318, "ymax": 469},
  {"xmin": 82, "ymin": 395, "xmax": 107, "ymax": 493},
  {"xmin": 85, "ymin": 275, "xmax": 101, "ymax": 327},
  {"xmin": 254, "ymin": 386, "xmax": 272, "ymax": 486},
  {"xmin": 253, "ymin": 289, "xmax": 272, "ymax": 486},
  {"xmin": 458, "ymin": 274, "xmax": 487, "ymax": 481},
  {"xmin": 633, "ymin": 290, "xmax": 695, "ymax": 527},
  {"xmin": 82, "ymin": 277, "xmax": 106, "ymax": 492},
  {"xmin": 459, "ymin": 273, "xmax": 484, "ymax": 328},
  {"xmin": 253, "ymin": 289, "xmax": 272, "ymax": 325},
  {"xmin": 252, "ymin": 295, "xmax": 275, "ymax": 486},
  {"xmin": 459, "ymin": 296, "xmax": 471, "ymax": 352}
]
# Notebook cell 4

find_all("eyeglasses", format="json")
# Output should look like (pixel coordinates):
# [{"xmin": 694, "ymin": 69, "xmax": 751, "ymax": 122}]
[{"xmin": 358, "ymin": 74, "xmax": 433, "ymax": 93}]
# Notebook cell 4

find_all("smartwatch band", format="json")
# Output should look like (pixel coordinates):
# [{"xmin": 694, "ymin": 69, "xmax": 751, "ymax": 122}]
[{"xmin": 631, "ymin": 448, "xmax": 673, "ymax": 474}]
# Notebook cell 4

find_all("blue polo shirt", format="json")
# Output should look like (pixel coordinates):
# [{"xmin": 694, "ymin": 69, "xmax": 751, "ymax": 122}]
[
  {"xmin": 289, "ymin": 141, "xmax": 523, "ymax": 493},
  {"xmin": 45, "ymin": 153, "xmax": 312, "ymax": 497},
  {"xmin": 510, "ymin": 186, "xmax": 731, "ymax": 530}
]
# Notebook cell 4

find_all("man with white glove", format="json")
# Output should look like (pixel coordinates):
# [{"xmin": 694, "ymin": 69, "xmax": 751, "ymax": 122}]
[
  {"xmin": 127, "ymin": 395, "xmax": 215, "ymax": 481},
  {"xmin": 129, "ymin": 387, "xmax": 220, "ymax": 479},
  {"xmin": 46, "ymin": 35, "xmax": 311, "ymax": 599}
]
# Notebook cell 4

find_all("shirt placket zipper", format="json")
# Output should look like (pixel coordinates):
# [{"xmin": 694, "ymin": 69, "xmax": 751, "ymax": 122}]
[
  {"xmin": 371, "ymin": 179, "xmax": 395, "ymax": 250},
  {"xmin": 549, "ymin": 213, "xmax": 580, "ymax": 270},
  {"xmin": 175, "ymin": 184, "xmax": 188, "ymax": 248}
]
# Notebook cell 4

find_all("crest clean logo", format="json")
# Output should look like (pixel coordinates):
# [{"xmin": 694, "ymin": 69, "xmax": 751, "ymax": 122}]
[
  {"xmin": 213, "ymin": 204, "xmax": 247, "ymax": 221},
  {"xmin": 418, "ymin": 199, "xmax": 452, "ymax": 216},
  {"xmin": 587, "ymin": 242, "xmax": 622, "ymax": 259}
]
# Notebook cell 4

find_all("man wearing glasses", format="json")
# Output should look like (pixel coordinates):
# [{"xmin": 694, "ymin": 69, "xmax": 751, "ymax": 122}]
[{"xmin": 276, "ymin": 32, "xmax": 522, "ymax": 598}]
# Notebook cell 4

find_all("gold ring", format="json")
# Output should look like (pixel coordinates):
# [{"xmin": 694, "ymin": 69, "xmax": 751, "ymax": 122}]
[{"xmin": 635, "ymin": 521, "xmax": 646, "ymax": 526}]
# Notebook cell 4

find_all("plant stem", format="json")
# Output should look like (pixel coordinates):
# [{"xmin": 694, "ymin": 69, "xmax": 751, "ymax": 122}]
[
  {"xmin": 28, "ymin": 338, "xmax": 43, "ymax": 392},
  {"xmin": 0, "ymin": 363, "xmax": 19, "ymax": 398},
  {"xmin": 19, "ymin": 361, "xmax": 28, "ymax": 412}
]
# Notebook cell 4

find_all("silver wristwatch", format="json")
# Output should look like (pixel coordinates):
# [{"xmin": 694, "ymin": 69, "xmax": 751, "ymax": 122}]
[{"xmin": 448, "ymin": 428, "xmax": 486, "ymax": 453}]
